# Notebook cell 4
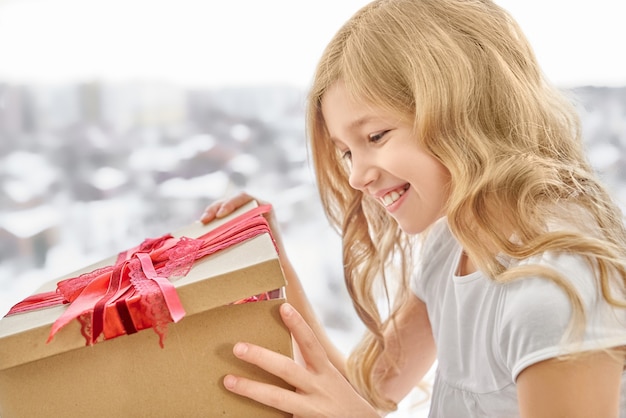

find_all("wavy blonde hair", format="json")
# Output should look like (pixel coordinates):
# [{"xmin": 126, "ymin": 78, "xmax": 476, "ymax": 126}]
[{"xmin": 305, "ymin": 0, "xmax": 626, "ymax": 412}]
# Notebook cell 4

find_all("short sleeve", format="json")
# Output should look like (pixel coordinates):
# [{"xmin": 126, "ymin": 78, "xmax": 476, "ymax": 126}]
[{"xmin": 498, "ymin": 251, "xmax": 626, "ymax": 381}]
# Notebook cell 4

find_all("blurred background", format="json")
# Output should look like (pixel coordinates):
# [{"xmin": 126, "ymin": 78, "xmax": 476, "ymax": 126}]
[{"xmin": 0, "ymin": 0, "xmax": 625, "ymax": 416}]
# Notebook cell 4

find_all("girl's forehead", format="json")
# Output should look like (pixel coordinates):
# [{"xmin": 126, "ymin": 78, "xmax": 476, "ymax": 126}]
[
  {"xmin": 322, "ymin": 86, "xmax": 376, "ymax": 127},
  {"xmin": 321, "ymin": 83, "xmax": 380, "ymax": 118},
  {"xmin": 322, "ymin": 87, "xmax": 407, "ymax": 130},
  {"xmin": 320, "ymin": 80, "xmax": 413, "ymax": 123}
]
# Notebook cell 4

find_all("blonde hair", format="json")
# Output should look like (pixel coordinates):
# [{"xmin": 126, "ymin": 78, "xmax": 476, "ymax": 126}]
[{"xmin": 306, "ymin": 0, "xmax": 626, "ymax": 412}]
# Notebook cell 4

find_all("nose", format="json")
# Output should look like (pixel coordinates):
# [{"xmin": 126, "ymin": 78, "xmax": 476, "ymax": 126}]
[{"xmin": 348, "ymin": 154, "xmax": 377, "ymax": 191}]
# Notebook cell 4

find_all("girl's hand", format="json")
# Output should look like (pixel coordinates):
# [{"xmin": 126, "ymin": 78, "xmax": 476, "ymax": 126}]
[
  {"xmin": 200, "ymin": 192, "xmax": 286, "ymax": 255},
  {"xmin": 223, "ymin": 303, "xmax": 379, "ymax": 418},
  {"xmin": 200, "ymin": 191, "xmax": 259, "ymax": 223}
]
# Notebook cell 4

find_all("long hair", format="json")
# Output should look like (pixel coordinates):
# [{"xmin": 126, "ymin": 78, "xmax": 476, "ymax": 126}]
[{"xmin": 306, "ymin": 0, "xmax": 626, "ymax": 412}]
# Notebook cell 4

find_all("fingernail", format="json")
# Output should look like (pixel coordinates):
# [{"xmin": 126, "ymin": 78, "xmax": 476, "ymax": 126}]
[
  {"xmin": 223, "ymin": 375, "xmax": 237, "ymax": 389},
  {"xmin": 233, "ymin": 342, "xmax": 248, "ymax": 357},
  {"xmin": 281, "ymin": 303, "xmax": 294, "ymax": 317}
]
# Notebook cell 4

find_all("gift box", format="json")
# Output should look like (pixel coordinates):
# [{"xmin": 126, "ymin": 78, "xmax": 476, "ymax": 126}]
[{"xmin": 0, "ymin": 201, "xmax": 293, "ymax": 418}]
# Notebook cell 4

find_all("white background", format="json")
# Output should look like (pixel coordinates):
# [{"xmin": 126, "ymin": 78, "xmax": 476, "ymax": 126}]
[{"xmin": 0, "ymin": 0, "xmax": 624, "ymax": 88}]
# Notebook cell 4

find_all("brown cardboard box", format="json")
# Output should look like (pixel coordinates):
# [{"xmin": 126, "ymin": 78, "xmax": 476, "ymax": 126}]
[{"xmin": 0, "ymin": 202, "xmax": 293, "ymax": 417}]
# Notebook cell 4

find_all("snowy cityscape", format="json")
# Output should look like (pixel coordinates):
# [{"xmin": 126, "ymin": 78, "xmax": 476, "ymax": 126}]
[{"xmin": 0, "ymin": 81, "xmax": 625, "ymax": 416}]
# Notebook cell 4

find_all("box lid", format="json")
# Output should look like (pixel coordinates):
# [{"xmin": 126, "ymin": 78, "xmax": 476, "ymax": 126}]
[{"xmin": 0, "ymin": 201, "xmax": 286, "ymax": 370}]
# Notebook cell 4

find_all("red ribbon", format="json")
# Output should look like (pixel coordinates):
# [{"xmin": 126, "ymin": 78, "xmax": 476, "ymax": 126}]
[{"xmin": 6, "ymin": 205, "xmax": 277, "ymax": 348}]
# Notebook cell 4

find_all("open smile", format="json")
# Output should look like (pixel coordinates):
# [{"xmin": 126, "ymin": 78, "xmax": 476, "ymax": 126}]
[{"xmin": 381, "ymin": 184, "xmax": 410, "ymax": 207}]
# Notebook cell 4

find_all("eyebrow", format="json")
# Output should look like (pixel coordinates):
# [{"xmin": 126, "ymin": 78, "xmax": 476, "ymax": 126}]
[{"xmin": 348, "ymin": 115, "xmax": 376, "ymax": 131}]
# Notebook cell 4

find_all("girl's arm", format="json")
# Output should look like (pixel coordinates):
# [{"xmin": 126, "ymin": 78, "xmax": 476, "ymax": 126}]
[
  {"xmin": 375, "ymin": 294, "xmax": 437, "ymax": 404},
  {"xmin": 202, "ymin": 193, "xmax": 436, "ymax": 414},
  {"xmin": 201, "ymin": 192, "xmax": 347, "ymax": 374},
  {"xmin": 516, "ymin": 350, "xmax": 624, "ymax": 417},
  {"xmin": 279, "ymin": 254, "xmax": 349, "ymax": 375}
]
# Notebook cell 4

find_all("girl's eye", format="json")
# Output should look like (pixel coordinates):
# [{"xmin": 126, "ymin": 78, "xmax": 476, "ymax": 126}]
[{"xmin": 369, "ymin": 130, "xmax": 389, "ymax": 143}]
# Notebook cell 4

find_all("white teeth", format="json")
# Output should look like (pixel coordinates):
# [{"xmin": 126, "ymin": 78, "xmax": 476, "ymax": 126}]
[{"xmin": 381, "ymin": 188, "xmax": 406, "ymax": 207}]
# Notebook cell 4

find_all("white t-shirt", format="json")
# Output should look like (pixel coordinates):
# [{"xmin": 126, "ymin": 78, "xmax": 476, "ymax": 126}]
[{"xmin": 411, "ymin": 218, "xmax": 626, "ymax": 417}]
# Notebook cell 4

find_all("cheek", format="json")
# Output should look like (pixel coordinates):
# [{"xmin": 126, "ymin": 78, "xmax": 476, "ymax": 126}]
[
  {"xmin": 414, "ymin": 155, "xmax": 449, "ymax": 184},
  {"xmin": 434, "ymin": 163, "xmax": 451, "ymax": 190},
  {"xmin": 415, "ymin": 159, "xmax": 451, "ymax": 204},
  {"xmin": 431, "ymin": 164, "xmax": 451, "ymax": 197}
]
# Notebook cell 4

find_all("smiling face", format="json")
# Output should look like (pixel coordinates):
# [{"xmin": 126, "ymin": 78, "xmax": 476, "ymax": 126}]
[{"xmin": 321, "ymin": 81, "xmax": 451, "ymax": 235}]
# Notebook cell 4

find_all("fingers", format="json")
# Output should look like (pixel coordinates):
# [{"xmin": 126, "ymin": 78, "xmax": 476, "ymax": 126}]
[
  {"xmin": 224, "ymin": 304, "xmax": 372, "ymax": 417},
  {"xmin": 200, "ymin": 192, "xmax": 254, "ymax": 224},
  {"xmin": 223, "ymin": 374, "xmax": 303, "ymax": 415},
  {"xmin": 215, "ymin": 192, "xmax": 254, "ymax": 217},
  {"xmin": 279, "ymin": 303, "xmax": 331, "ymax": 373},
  {"xmin": 223, "ymin": 304, "xmax": 330, "ymax": 391},
  {"xmin": 199, "ymin": 191, "xmax": 289, "ymax": 260},
  {"xmin": 223, "ymin": 339, "xmax": 315, "ymax": 415},
  {"xmin": 229, "ymin": 339, "xmax": 311, "ymax": 390},
  {"xmin": 199, "ymin": 204, "xmax": 220, "ymax": 224}
]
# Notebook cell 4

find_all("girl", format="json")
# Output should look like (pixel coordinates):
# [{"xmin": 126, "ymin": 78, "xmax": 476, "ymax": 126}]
[{"xmin": 201, "ymin": 0, "xmax": 626, "ymax": 416}]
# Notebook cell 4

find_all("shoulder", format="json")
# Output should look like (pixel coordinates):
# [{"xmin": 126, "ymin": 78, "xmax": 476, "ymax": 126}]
[
  {"xmin": 498, "ymin": 250, "xmax": 626, "ymax": 380},
  {"xmin": 498, "ymin": 253, "xmax": 578, "ymax": 352},
  {"xmin": 501, "ymin": 251, "xmax": 596, "ymax": 317}
]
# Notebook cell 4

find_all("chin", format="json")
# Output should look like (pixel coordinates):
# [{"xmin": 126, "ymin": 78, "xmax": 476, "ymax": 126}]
[
  {"xmin": 396, "ymin": 216, "xmax": 442, "ymax": 235},
  {"xmin": 400, "ymin": 226, "xmax": 425, "ymax": 235},
  {"xmin": 396, "ymin": 221, "xmax": 425, "ymax": 235}
]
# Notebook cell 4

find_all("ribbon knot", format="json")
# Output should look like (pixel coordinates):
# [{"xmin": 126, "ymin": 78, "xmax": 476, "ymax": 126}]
[{"xmin": 6, "ymin": 205, "xmax": 276, "ymax": 348}]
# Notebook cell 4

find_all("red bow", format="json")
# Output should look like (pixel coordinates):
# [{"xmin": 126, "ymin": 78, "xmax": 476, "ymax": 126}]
[{"xmin": 6, "ymin": 205, "xmax": 276, "ymax": 348}]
